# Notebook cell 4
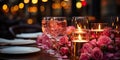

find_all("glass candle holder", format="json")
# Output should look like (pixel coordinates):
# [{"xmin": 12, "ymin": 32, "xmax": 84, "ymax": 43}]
[
  {"xmin": 90, "ymin": 23, "xmax": 108, "ymax": 39},
  {"xmin": 70, "ymin": 27, "xmax": 89, "ymax": 60},
  {"xmin": 71, "ymin": 17, "xmax": 89, "ymax": 29},
  {"xmin": 71, "ymin": 16, "xmax": 90, "ymax": 41}
]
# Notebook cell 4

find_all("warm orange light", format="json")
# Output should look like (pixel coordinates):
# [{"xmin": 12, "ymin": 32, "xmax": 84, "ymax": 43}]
[
  {"xmin": 32, "ymin": 0, "xmax": 38, "ymax": 4},
  {"xmin": 19, "ymin": 3, "xmax": 24, "ymax": 9},
  {"xmin": 84, "ymin": 25, "xmax": 86, "ymax": 29},
  {"xmin": 81, "ymin": 0, "xmax": 85, "ymax": 1},
  {"xmin": 24, "ymin": 0, "xmax": 30, "ymax": 4},
  {"xmin": 116, "ymin": 26, "xmax": 118, "ymax": 29},
  {"xmin": 40, "ymin": 6, "xmax": 45, "ymax": 12},
  {"xmin": 112, "ymin": 22, "xmax": 114, "ymax": 26},
  {"xmin": 98, "ymin": 24, "xmax": 101, "ymax": 30},
  {"xmin": 42, "ymin": 0, "xmax": 48, "ymax": 2},
  {"xmin": 28, "ymin": 6, "xmax": 37, "ymax": 13},
  {"xmin": 76, "ymin": 2, "xmax": 82, "ymax": 9},
  {"xmin": 117, "ymin": 17, "xmax": 119, "ymax": 22},
  {"xmin": 52, "ymin": 3, "xmax": 61, "ymax": 9},
  {"xmin": 14, "ymin": 5, "xmax": 19, "ymax": 11},
  {"xmin": 2, "ymin": 4, "xmax": 8, "ymax": 10},
  {"xmin": 61, "ymin": 1, "xmax": 67, "ymax": 7},
  {"xmin": 27, "ymin": 18, "xmax": 33, "ymax": 24},
  {"xmin": 64, "ymin": 0, "xmax": 69, "ymax": 1},
  {"xmin": 77, "ymin": 24, "xmax": 83, "ymax": 33},
  {"xmin": 78, "ymin": 34, "xmax": 82, "ymax": 40}
]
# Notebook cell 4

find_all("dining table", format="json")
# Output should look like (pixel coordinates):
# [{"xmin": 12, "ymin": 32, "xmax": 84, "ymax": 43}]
[{"xmin": 0, "ymin": 42, "xmax": 71, "ymax": 60}]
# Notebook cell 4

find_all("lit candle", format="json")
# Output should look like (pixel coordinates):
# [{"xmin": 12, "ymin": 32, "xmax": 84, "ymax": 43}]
[
  {"xmin": 72, "ymin": 25, "xmax": 88, "ymax": 43},
  {"xmin": 91, "ymin": 24, "xmax": 104, "ymax": 32},
  {"xmin": 74, "ymin": 24, "xmax": 86, "ymax": 34},
  {"xmin": 71, "ymin": 27, "xmax": 88, "ymax": 60},
  {"xmin": 72, "ymin": 34, "xmax": 88, "ymax": 43}
]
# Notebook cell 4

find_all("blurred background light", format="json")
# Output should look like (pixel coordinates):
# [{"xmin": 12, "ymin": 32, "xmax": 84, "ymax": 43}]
[
  {"xmin": 61, "ymin": 1, "xmax": 67, "ymax": 8},
  {"xmin": 81, "ymin": 1, "xmax": 87, "ymax": 6},
  {"xmin": 28, "ymin": 6, "xmax": 37, "ymax": 13},
  {"xmin": 76, "ymin": 2, "xmax": 82, "ymax": 9},
  {"xmin": 40, "ymin": 6, "xmax": 45, "ymax": 12},
  {"xmin": 2, "ymin": 4, "xmax": 8, "ymax": 10},
  {"xmin": 27, "ymin": 18, "xmax": 33, "ymax": 24},
  {"xmin": 14, "ymin": 5, "xmax": 19, "ymax": 11},
  {"xmin": 24, "ymin": 0, "xmax": 30, "ymax": 4},
  {"xmin": 81, "ymin": 0, "xmax": 85, "ymax": 1},
  {"xmin": 2, "ymin": 4, "xmax": 9, "ymax": 13},
  {"xmin": 32, "ymin": 0, "xmax": 38, "ymax": 4},
  {"xmin": 42, "ymin": 0, "xmax": 48, "ymax": 2},
  {"xmin": 64, "ymin": 0, "xmax": 69, "ymax": 2},
  {"xmin": 19, "ymin": 3, "xmax": 24, "ymax": 9},
  {"xmin": 52, "ymin": 3, "xmax": 61, "ymax": 9}
]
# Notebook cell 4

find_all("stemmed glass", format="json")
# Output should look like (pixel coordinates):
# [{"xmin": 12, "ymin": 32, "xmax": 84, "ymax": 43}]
[
  {"xmin": 42, "ymin": 17, "xmax": 51, "ymax": 35},
  {"xmin": 42, "ymin": 17, "xmax": 67, "ymax": 57},
  {"xmin": 48, "ymin": 17, "xmax": 67, "ymax": 38},
  {"xmin": 48, "ymin": 17, "xmax": 67, "ymax": 57}
]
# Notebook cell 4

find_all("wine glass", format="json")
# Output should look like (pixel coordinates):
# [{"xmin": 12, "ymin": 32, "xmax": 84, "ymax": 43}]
[
  {"xmin": 48, "ymin": 17, "xmax": 67, "ymax": 57},
  {"xmin": 42, "ymin": 17, "xmax": 51, "ymax": 34},
  {"xmin": 48, "ymin": 17, "xmax": 67, "ymax": 38}
]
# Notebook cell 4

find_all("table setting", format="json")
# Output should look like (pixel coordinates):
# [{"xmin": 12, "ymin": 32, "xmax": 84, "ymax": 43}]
[
  {"xmin": 0, "ymin": 17, "xmax": 120, "ymax": 60},
  {"xmin": 37, "ymin": 17, "xmax": 120, "ymax": 60}
]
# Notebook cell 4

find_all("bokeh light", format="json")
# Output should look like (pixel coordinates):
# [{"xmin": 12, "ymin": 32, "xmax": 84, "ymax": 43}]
[
  {"xmin": 76, "ymin": 2, "xmax": 82, "ymax": 9},
  {"xmin": 32, "ymin": 0, "xmax": 38, "ymax": 4},
  {"xmin": 19, "ymin": 3, "xmax": 24, "ymax": 9},
  {"xmin": 52, "ymin": 3, "xmax": 61, "ymax": 9},
  {"xmin": 40, "ymin": 6, "xmax": 45, "ymax": 12},
  {"xmin": 64, "ymin": 0, "xmax": 69, "ymax": 1},
  {"xmin": 14, "ymin": 5, "xmax": 19, "ymax": 11},
  {"xmin": 42, "ymin": 0, "xmax": 48, "ymax": 2},
  {"xmin": 24, "ymin": 0, "xmax": 30, "ymax": 4},
  {"xmin": 27, "ymin": 18, "xmax": 33, "ymax": 24},
  {"xmin": 2, "ymin": 4, "xmax": 8, "ymax": 10},
  {"xmin": 61, "ymin": 1, "xmax": 67, "ymax": 7},
  {"xmin": 81, "ymin": 1, "xmax": 87, "ymax": 6},
  {"xmin": 81, "ymin": 0, "xmax": 85, "ymax": 1},
  {"xmin": 28, "ymin": 6, "xmax": 37, "ymax": 13}
]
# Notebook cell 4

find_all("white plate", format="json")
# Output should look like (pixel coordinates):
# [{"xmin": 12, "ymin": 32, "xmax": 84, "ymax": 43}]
[
  {"xmin": 9, "ymin": 39, "xmax": 36, "ymax": 45},
  {"xmin": 0, "ymin": 46, "xmax": 40, "ymax": 54},
  {"xmin": 0, "ymin": 38, "xmax": 36, "ymax": 45},
  {"xmin": 16, "ymin": 32, "xmax": 42, "ymax": 38}
]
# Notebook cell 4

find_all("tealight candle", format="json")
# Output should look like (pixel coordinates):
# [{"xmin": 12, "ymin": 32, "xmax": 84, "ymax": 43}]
[
  {"xmin": 91, "ymin": 24, "xmax": 104, "ymax": 32},
  {"xmin": 71, "ymin": 25, "xmax": 88, "ymax": 60}
]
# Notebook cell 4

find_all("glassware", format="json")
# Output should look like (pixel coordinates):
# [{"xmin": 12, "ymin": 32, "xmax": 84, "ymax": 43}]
[
  {"xmin": 41, "ymin": 17, "xmax": 51, "ymax": 34},
  {"xmin": 90, "ymin": 23, "xmax": 108, "ymax": 39},
  {"xmin": 91, "ymin": 23, "xmax": 108, "ymax": 30},
  {"xmin": 42, "ymin": 17, "xmax": 67, "ymax": 58},
  {"xmin": 71, "ymin": 16, "xmax": 90, "ymax": 41},
  {"xmin": 48, "ymin": 17, "xmax": 67, "ymax": 38},
  {"xmin": 70, "ymin": 17, "xmax": 89, "ymax": 60},
  {"xmin": 71, "ymin": 16, "xmax": 89, "ymax": 29}
]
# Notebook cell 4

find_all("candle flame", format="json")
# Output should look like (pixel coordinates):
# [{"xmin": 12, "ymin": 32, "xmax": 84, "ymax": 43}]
[
  {"xmin": 77, "ymin": 24, "xmax": 82, "ymax": 40},
  {"xmin": 77, "ymin": 24, "xmax": 83, "ymax": 33},
  {"xmin": 78, "ymin": 34, "xmax": 82, "ymax": 40},
  {"xmin": 98, "ymin": 24, "xmax": 101, "ymax": 30}
]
